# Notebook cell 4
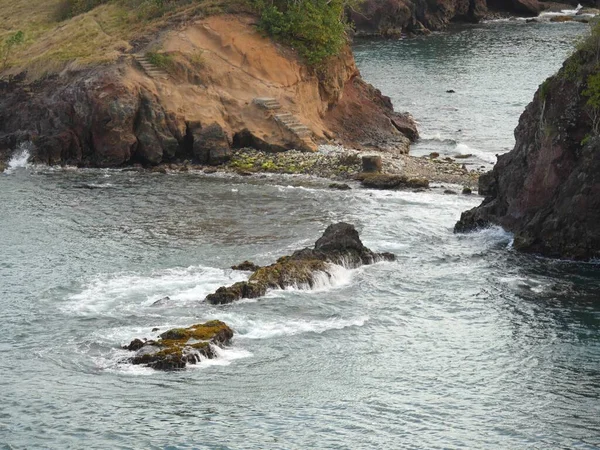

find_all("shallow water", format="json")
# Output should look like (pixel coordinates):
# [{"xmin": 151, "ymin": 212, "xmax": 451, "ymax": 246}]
[
  {"xmin": 2, "ymin": 21, "xmax": 600, "ymax": 450},
  {"xmin": 354, "ymin": 20, "xmax": 588, "ymax": 166}
]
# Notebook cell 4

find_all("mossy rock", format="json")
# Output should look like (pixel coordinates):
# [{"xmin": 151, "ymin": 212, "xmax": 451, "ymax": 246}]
[
  {"xmin": 205, "ymin": 223, "xmax": 395, "ymax": 305},
  {"xmin": 125, "ymin": 320, "xmax": 233, "ymax": 370}
]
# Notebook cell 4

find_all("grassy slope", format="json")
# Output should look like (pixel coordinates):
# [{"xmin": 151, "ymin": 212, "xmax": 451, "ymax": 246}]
[{"xmin": 0, "ymin": 0, "xmax": 234, "ymax": 79}]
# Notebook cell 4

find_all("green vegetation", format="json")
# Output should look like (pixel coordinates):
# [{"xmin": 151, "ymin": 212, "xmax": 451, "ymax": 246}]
[
  {"xmin": 254, "ymin": 0, "xmax": 353, "ymax": 65},
  {"xmin": 146, "ymin": 51, "xmax": 174, "ymax": 70},
  {"xmin": 583, "ymin": 72, "xmax": 600, "ymax": 134},
  {"xmin": 0, "ymin": 31, "xmax": 24, "ymax": 70},
  {"xmin": 539, "ymin": 78, "xmax": 551, "ymax": 101}
]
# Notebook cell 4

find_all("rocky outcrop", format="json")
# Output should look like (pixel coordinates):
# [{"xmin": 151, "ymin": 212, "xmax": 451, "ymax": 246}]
[
  {"xmin": 124, "ymin": 321, "xmax": 233, "ymax": 370},
  {"xmin": 357, "ymin": 172, "xmax": 429, "ymax": 189},
  {"xmin": 349, "ymin": 0, "xmax": 598, "ymax": 36},
  {"xmin": 455, "ymin": 45, "xmax": 600, "ymax": 260},
  {"xmin": 0, "ymin": 15, "xmax": 416, "ymax": 168},
  {"xmin": 349, "ymin": 0, "xmax": 487, "ymax": 36},
  {"xmin": 206, "ymin": 223, "xmax": 395, "ymax": 304}
]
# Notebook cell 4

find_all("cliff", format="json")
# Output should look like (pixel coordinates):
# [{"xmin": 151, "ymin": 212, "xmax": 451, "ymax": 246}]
[
  {"xmin": 455, "ymin": 30, "xmax": 600, "ymax": 260},
  {"xmin": 0, "ymin": 7, "xmax": 416, "ymax": 168},
  {"xmin": 349, "ymin": 0, "xmax": 598, "ymax": 36}
]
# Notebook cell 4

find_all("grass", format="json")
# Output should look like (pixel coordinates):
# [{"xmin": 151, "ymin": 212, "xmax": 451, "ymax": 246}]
[{"xmin": 0, "ymin": 0, "xmax": 237, "ymax": 80}]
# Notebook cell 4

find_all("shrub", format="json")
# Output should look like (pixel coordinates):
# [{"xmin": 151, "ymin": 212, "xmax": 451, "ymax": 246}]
[
  {"xmin": 254, "ymin": 0, "xmax": 350, "ymax": 66},
  {"xmin": 583, "ymin": 72, "xmax": 600, "ymax": 134}
]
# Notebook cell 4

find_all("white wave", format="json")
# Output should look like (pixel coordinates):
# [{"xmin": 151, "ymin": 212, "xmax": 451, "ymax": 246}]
[
  {"xmin": 4, "ymin": 142, "xmax": 33, "ymax": 174},
  {"xmin": 189, "ymin": 345, "xmax": 253, "ymax": 368},
  {"xmin": 284, "ymin": 263, "xmax": 353, "ymax": 292},
  {"xmin": 231, "ymin": 316, "xmax": 369, "ymax": 340},
  {"xmin": 64, "ymin": 266, "xmax": 248, "ymax": 315},
  {"xmin": 468, "ymin": 225, "xmax": 514, "ymax": 248},
  {"xmin": 498, "ymin": 276, "xmax": 551, "ymax": 294},
  {"xmin": 453, "ymin": 142, "xmax": 497, "ymax": 164}
]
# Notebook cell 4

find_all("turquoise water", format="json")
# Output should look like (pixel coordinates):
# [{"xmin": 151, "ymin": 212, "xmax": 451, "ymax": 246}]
[{"xmin": 2, "ymin": 21, "xmax": 600, "ymax": 449}]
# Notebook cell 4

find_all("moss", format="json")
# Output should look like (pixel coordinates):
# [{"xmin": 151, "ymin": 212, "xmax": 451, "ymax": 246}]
[
  {"xmin": 539, "ymin": 78, "xmax": 552, "ymax": 101},
  {"xmin": 128, "ymin": 320, "xmax": 233, "ymax": 369},
  {"xmin": 581, "ymin": 133, "xmax": 593, "ymax": 146}
]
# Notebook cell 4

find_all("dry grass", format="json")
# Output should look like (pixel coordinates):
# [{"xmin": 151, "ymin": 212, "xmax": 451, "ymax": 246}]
[{"xmin": 0, "ymin": 0, "xmax": 244, "ymax": 80}]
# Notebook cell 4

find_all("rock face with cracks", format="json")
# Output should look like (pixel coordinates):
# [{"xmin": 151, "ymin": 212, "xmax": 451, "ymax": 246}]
[
  {"xmin": 206, "ymin": 223, "xmax": 395, "ymax": 305},
  {"xmin": 124, "ymin": 320, "xmax": 233, "ymax": 370},
  {"xmin": 455, "ymin": 45, "xmax": 600, "ymax": 260},
  {"xmin": 0, "ymin": 15, "xmax": 417, "ymax": 167}
]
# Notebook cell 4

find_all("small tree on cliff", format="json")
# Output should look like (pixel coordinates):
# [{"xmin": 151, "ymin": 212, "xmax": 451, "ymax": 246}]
[
  {"xmin": 583, "ymin": 72, "xmax": 600, "ymax": 135},
  {"xmin": 0, "ymin": 31, "xmax": 24, "ymax": 71}
]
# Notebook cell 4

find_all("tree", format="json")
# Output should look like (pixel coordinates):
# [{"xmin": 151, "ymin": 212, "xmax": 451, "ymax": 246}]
[{"xmin": 1, "ymin": 31, "xmax": 25, "ymax": 71}]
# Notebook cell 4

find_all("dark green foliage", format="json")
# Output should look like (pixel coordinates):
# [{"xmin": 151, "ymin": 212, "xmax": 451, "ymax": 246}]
[
  {"xmin": 254, "ymin": 0, "xmax": 348, "ymax": 65},
  {"xmin": 539, "ymin": 78, "xmax": 551, "ymax": 101},
  {"xmin": 146, "ymin": 51, "xmax": 174, "ymax": 69}
]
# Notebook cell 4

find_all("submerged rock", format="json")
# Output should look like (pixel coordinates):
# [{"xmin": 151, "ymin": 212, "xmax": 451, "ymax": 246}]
[
  {"xmin": 358, "ymin": 172, "xmax": 430, "ymax": 190},
  {"xmin": 124, "ymin": 320, "xmax": 233, "ymax": 370},
  {"xmin": 206, "ymin": 223, "xmax": 395, "ymax": 305}
]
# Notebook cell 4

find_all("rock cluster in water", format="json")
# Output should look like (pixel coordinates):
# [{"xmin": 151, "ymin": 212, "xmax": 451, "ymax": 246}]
[
  {"xmin": 206, "ymin": 223, "xmax": 395, "ymax": 305},
  {"xmin": 124, "ymin": 320, "xmax": 233, "ymax": 371},
  {"xmin": 455, "ymin": 40, "xmax": 600, "ymax": 260}
]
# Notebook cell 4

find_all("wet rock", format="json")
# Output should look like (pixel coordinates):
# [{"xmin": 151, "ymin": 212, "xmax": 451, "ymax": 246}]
[
  {"xmin": 455, "ymin": 45, "xmax": 600, "ymax": 260},
  {"xmin": 152, "ymin": 296, "xmax": 170, "ymax": 306},
  {"xmin": 192, "ymin": 123, "xmax": 232, "ymax": 165},
  {"xmin": 391, "ymin": 113, "xmax": 419, "ymax": 142},
  {"xmin": 454, "ymin": 153, "xmax": 472, "ymax": 159},
  {"xmin": 358, "ymin": 173, "xmax": 429, "ymax": 190},
  {"xmin": 329, "ymin": 183, "xmax": 352, "ymax": 190},
  {"xmin": 205, "ymin": 223, "xmax": 395, "ymax": 305},
  {"xmin": 125, "ymin": 320, "xmax": 233, "ymax": 370},
  {"xmin": 429, "ymin": 152, "xmax": 440, "ymax": 159},
  {"xmin": 446, "ymin": 89, "xmax": 456, "ymax": 93},
  {"xmin": 232, "ymin": 261, "xmax": 261, "ymax": 271},
  {"xmin": 124, "ymin": 338, "xmax": 145, "ymax": 351},
  {"xmin": 362, "ymin": 155, "xmax": 383, "ymax": 173},
  {"xmin": 550, "ymin": 15, "xmax": 574, "ymax": 22},
  {"xmin": 462, "ymin": 187, "xmax": 472, "ymax": 195},
  {"xmin": 151, "ymin": 328, "xmax": 160, "ymax": 332},
  {"xmin": 444, "ymin": 189, "xmax": 457, "ymax": 195}
]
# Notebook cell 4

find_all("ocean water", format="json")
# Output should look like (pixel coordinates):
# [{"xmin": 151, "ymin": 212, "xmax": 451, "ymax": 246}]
[
  {"xmin": 2, "ymin": 21, "xmax": 600, "ymax": 450},
  {"xmin": 353, "ymin": 19, "xmax": 589, "ymax": 167}
]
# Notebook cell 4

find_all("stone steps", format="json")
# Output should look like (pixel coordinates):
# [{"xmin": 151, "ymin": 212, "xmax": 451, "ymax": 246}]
[
  {"xmin": 253, "ymin": 97, "xmax": 282, "ymax": 110},
  {"xmin": 253, "ymin": 97, "xmax": 313, "ymax": 143},
  {"xmin": 134, "ymin": 54, "xmax": 169, "ymax": 80}
]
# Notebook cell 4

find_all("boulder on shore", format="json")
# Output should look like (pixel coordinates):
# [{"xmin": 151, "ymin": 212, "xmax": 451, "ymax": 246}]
[
  {"xmin": 206, "ymin": 223, "xmax": 395, "ymax": 305},
  {"xmin": 123, "ymin": 320, "xmax": 233, "ymax": 370}
]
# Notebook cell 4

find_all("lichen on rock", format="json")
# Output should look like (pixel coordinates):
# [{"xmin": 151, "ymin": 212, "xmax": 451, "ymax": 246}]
[
  {"xmin": 123, "ymin": 320, "xmax": 233, "ymax": 370},
  {"xmin": 206, "ymin": 222, "xmax": 395, "ymax": 305}
]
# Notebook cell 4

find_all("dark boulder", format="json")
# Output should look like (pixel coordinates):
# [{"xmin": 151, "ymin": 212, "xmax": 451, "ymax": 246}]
[
  {"xmin": 206, "ymin": 223, "xmax": 395, "ymax": 305},
  {"xmin": 124, "ymin": 321, "xmax": 233, "ymax": 371},
  {"xmin": 231, "ymin": 261, "xmax": 262, "ymax": 271},
  {"xmin": 362, "ymin": 155, "xmax": 382, "ymax": 173}
]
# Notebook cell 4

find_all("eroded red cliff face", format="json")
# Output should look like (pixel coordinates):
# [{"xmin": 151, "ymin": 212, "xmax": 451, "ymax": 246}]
[
  {"xmin": 455, "ymin": 47, "xmax": 600, "ymax": 260},
  {"xmin": 0, "ymin": 15, "xmax": 417, "ymax": 168}
]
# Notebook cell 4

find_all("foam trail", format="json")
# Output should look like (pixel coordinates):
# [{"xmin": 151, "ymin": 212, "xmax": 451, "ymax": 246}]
[
  {"xmin": 4, "ymin": 142, "xmax": 33, "ymax": 174},
  {"xmin": 65, "ymin": 266, "xmax": 248, "ymax": 315},
  {"xmin": 230, "ymin": 316, "xmax": 369, "ymax": 340}
]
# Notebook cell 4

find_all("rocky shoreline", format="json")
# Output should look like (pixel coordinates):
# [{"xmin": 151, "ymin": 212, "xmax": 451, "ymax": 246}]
[{"xmin": 105, "ymin": 145, "xmax": 482, "ymax": 192}]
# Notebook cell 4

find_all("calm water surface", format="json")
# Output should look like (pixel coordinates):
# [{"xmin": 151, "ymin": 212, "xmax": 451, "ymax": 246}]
[{"xmin": 2, "ymin": 20, "xmax": 600, "ymax": 450}]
